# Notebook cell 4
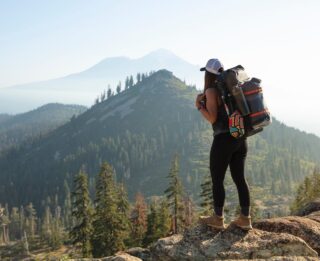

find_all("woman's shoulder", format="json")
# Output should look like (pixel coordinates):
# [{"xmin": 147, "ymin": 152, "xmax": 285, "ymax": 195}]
[{"xmin": 205, "ymin": 87, "xmax": 222, "ymax": 105}]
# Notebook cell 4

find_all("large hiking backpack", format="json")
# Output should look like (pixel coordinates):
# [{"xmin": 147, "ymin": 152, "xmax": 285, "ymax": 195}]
[{"xmin": 216, "ymin": 65, "xmax": 271, "ymax": 138}]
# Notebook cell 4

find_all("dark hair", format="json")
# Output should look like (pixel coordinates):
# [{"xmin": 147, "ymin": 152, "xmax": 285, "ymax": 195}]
[
  {"xmin": 204, "ymin": 68, "xmax": 224, "ymax": 92},
  {"xmin": 204, "ymin": 71, "xmax": 218, "ymax": 92},
  {"xmin": 204, "ymin": 69, "xmax": 224, "ymax": 105}
]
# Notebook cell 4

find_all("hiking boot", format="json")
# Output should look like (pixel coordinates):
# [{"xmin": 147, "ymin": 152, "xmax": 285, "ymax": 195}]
[
  {"xmin": 230, "ymin": 213, "xmax": 253, "ymax": 230},
  {"xmin": 198, "ymin": 214, "xmax": 225, "ymax": 230}
]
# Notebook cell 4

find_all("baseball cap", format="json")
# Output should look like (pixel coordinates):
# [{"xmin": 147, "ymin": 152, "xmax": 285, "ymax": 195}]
[{"xmin": 200, "ymin": 58, "xmax": 224, "ymax": 75}]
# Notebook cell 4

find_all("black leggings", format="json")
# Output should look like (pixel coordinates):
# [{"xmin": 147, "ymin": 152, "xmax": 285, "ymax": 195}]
[{"xmin": 210, "ymin": 132, "xmax": 250, "ymax": 213}]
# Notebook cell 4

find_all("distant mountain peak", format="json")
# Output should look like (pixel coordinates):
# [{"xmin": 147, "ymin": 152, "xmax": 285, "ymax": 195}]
[
  {"xmin": 142, "ymin": 48, "xmax": 178, "ymax": 58},
  {"xmin": 0, "ymin": 49, "xmax": 202, "ymax": 114},
  {"xmin": 89, "ymin": 49, "xmax": 180, "ymax": 71}
]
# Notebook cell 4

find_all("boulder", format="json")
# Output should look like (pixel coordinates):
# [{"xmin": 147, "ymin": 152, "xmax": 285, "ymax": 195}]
[
  {"xmin": 296, "ymin": 199, "xmax": 320, "ymax": 216},
  {"xmin": 305, "ymin": 211, "xmax": 320, "ymax": 223},
  {"xmin": 124, "ymin": 247, "xmax": 151, "ymax": 260},
  {"xmin": 149, "ymin": 224, "xmax": 317, "ymax": 260},
  {"xmin": 253, "ymin": 215, "xmax": 320, "ymax": 254},
  {"xmin": 69, "ymin": 252, "xmax": 142, "ymax": 261},
  {"xmin": 103, "ymin": 253, "xmax": 142, "ymax": 261}
]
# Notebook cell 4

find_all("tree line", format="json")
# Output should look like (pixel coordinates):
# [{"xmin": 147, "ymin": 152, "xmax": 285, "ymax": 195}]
[
  {"xmin": 0, "ymin": 153, "xmax": 204, "ymax": 258},
  {"xmin": 94, "ymin": 71, "xmax": 156, "ymax": 105}
]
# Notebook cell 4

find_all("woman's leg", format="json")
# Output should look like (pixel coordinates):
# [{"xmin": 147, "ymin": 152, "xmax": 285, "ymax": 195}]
[
  {"xmin": 229, "ymin": 138, "xmax": 251, "ymax": 216},
  {"xmin": 210, "ymin": 134, "xmax": 234, "ymax": 216}
]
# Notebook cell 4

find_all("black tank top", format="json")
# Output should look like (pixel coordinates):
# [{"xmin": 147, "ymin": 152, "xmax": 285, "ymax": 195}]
[{"xmin": 209, "ymin": 87, "xmax": 229, "ymax": 136}]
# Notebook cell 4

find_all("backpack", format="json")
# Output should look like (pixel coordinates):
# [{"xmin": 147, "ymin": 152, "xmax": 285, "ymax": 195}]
[{"xmin": 216, "ymin": 65, "xmax": 272, "ymax": 138}]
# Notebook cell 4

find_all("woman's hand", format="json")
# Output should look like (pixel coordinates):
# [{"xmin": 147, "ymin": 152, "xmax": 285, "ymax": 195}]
[{"xmin": 195, "ymin": 93, "xmax": 205, "ymax": 108}]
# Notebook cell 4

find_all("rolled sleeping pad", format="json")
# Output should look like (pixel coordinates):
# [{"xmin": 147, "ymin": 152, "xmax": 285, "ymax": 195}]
[{"xmin": 241, "ymin": 78, "xmax": 271, "ymax": 130}]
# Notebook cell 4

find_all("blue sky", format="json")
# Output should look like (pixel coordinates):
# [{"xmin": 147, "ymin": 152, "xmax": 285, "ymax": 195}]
[{"xmin": 1, "ymin": 0, "xmax": 320, "ymax": 135}]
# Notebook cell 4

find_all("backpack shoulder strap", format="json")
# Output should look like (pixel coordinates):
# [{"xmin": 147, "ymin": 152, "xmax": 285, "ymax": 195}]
[{"xmin": 215, "ymin": 74, "xmax": 233, "ymax": 116}]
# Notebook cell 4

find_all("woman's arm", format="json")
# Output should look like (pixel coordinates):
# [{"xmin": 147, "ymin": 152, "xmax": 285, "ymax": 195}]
[{"xmin": 197, "ymin": 88, "xmax": 219, "ymax": 124}]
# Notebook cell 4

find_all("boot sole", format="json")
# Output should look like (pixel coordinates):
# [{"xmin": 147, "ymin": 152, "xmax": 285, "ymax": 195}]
[
  {"xmin": 234, "ymin": 224, "xmax": 253, "ymax": 230},
  {"xmin": 207, "ymin": 224, "xmax": 226, "ymax": 230}
]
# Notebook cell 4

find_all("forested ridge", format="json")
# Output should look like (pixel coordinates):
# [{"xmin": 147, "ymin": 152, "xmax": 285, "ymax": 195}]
[
  {"xmin": 0, "ymin": 103, "xmax": 87, "ymax": 153},
  {"xmin": 0, "ymin": 114, "xmax": 12, "ymax": 124},
  {"xmin": 0, "ymin": 69, "xmax": 319, "ymax": 216}
]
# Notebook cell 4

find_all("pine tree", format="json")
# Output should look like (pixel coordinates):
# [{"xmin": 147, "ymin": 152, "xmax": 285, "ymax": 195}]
[
  {"xmin": 130, "ymin": 192, "xmax": 147, "ymax": 246},
  {"xmin": 63, "ymin": 180, "xmax": 72, "ymax": 230},
  {"xmin": 291, "ymin": 168, "xmax": 320, "ymax": 214},
  {"xmin": 0, "ymin": 206, "xmax": 10, "ymax": 244},
  {"xmin": 156, "ymin": 199, "xmax": 171, "ymax": 238},
  {"xmin": 19, "ymin": 206, "xmax": 25, "ymax": 239},
  {"xmin": 91, "ymin": 162, "xmax": 127, "ymax": 257},
  {"xmin": 291, "ymin": 183, "xmax": 305, "ymax": 214},
  {"xmin": 200, "ymin": 173, "xmax": 213, "ymax": 215},
  {"xmin": 143, "ymin": 200, "xmax": 158, "ymax": 246},
  {"xmin": 143, "ymin": 197, "xmax": 171, "ymax": 246},
  {"xmin": 129, "ymin": 75, "xmax": 134, "ymax": 88},
  {"xmin": 9, "ymin": 207, "xmax": 20, "ymax": 240},
  {"xmin": 107, "ymin": 85, "xmax": 112, "ymax": 98},
  {"xmin": 116, "ymin": 81, "xmax": 122, "ymax": 94},
  {"xmin": 136, "ymin": 73, "xmax": 141, "ymax": 83},
  {"xmin": 164, "ymin": 153, "xmax": 185, "ymax": 234},
  {"xmin": 40, "ymin": 204, "xmax": 63, "ymax": 249},
  {"xmin": 94, "ymin": 96, "xmax": 99, "ymax": 105},
  {"xmin": 22, "ymin": 231, "xmax": 30, "ymax": 256},
  {"xmin": 116, "ymin": 182, "xmax": 130, "ymax": 246},
  {"xmin": 25, "ymin": 203, "xmax": 37, "ymax": 238},
  {"xmin": 41, "ymin": 205, "xmax": 52, "ymax": 244},
  {"xmin": 51, "ymin": 205, "xmax": 63, "ymax": 249},
  {"xmin": 125, "ymin": 76, "xmax": 130, "ymax": 90},
  {"xmin": 100, "ymin": 90, "xmax": 106, "ymax": 102},
  {"xmin": 70, "ymin": 169, "xmax": 93, "ymax": 258},
  {"xmin": 310, "ymin": 168, "xmax": 320, "ymax": 199}
]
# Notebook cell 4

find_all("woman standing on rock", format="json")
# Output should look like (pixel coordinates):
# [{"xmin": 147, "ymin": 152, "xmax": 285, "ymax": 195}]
[{"xmin": 195, "ymin": 58, "xmax": 252, "ymax": 230}]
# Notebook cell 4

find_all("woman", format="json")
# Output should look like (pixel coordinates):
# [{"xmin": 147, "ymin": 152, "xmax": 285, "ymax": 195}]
[{"xmin": 195, "ymin": 58, "xmax": 252, "ymax": 230}]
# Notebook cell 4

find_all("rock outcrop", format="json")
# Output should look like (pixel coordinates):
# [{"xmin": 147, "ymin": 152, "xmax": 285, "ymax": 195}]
[
  {"xmin": 296, "ymin": 199, "xmax": 320, "ymax": 216},
  {"xmin": 305, "ymin": 210, "xmax": 320, "ymax": 223},
  {"xmin": 253, "ymin": 213, "xmax": 320, "ymax": 254},
  {"xmin": 148, "ymin": 224, "xmax": 317, "ymax": 260}
]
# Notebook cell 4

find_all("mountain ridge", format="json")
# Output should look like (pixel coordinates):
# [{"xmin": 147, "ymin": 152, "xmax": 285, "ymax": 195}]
[{"xmin": 0, "ymin": 103, "xmax": 87, "ymax": 153}]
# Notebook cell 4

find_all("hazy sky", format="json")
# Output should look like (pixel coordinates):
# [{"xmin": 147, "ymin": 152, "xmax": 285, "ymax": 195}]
[{"xmin": 1, "ymin": 0, "xmax": 320, "ymax": 135}]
